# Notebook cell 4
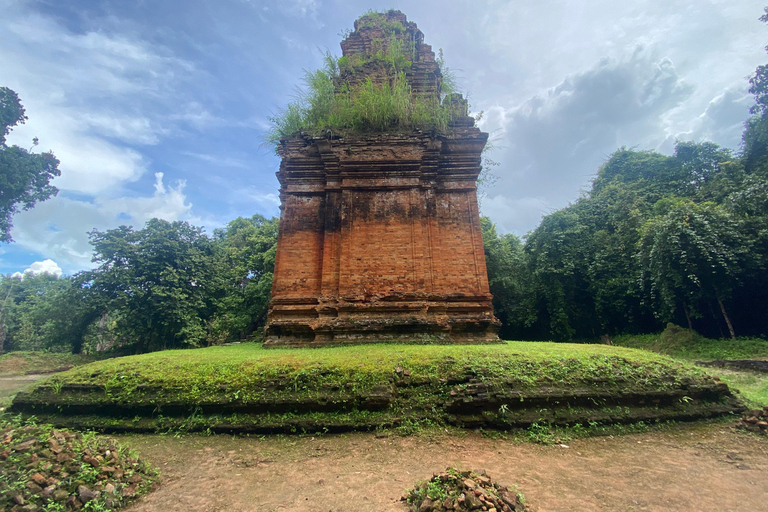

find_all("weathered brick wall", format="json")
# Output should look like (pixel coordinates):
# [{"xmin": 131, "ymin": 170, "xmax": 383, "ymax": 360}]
[
  {"xmin": 264, "ymin": 11, "xmax": 499, "ymax": 346},
  {"xmin": 265, "ymin": 129, "xmax": 500, "ymax": 346}
]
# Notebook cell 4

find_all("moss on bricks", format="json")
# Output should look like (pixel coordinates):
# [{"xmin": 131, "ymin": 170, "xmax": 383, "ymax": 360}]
[{"xmin": 9, "ymin": 342, "xmax": 744, "ymax": 434}]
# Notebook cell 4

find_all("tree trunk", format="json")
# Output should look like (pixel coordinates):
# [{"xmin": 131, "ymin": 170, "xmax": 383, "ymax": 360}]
[
  {"xmin": 683, "ymin": 307, "xmax": 693, "ymax": 330},
  {"xmin": 708, "ymin": 300, "xmax": 725, "ymax": 339},
  {"xmin": 716, "ymin": 296, "xmax": 736, "ymax": 340}
]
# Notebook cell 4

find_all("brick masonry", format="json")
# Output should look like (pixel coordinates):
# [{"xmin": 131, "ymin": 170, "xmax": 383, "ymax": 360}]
[{"xmin": 264, "ymin": 11, "xmax": 501, "ymax": 346}]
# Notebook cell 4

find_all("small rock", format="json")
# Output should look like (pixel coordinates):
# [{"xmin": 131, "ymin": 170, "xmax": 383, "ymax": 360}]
[
  {"xmin": 25, "ymin": 481, "xmax": 43, "ymax": 493},
  {"xmin": 83, "ymin": 455, "xmax": 100, "ymax": 467},
  {"xmin": 13, "ymin": 439, "xmax": 37, "ymax": 451},
  {"xmin": 53, "ymin": 490, "xmax": 69, "ymax": 501},
  {"xmin": 41, "ymin": 485, "xmax": 56, "ymax": 497},
  {"xmin": 105, "ymin": 483, "xmax": 116, "ymax": 493},
  {"xmin": 78, "ymin": 485, "xmax": 99, "ymax": 504},
  {"xmin": 31, "ymin": 473, "xmax": 47, "ymax": 485},
  {"xmin": 419, "ymin": 497, "xmax": 434, "ymax": 511},
  {"xmin": 122, "ymin": 483, "xmax": 138, "ymax": 497},
  {"xmin": 465, "ymin": 493, "xmax": 483, "ymax": 509},
  {"xmin": 13, "ymin": 495, "xmax": 25, "ymax": 505}
]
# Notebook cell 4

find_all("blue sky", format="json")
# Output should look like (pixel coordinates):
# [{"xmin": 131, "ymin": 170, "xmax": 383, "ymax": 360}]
[{"xmin": 1, "ymin": 0, "xmax": 766, "ymax": 275}]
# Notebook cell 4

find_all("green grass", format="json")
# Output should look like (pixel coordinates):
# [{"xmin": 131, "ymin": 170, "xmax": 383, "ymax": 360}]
[
  {"xmin": 8, "ymin": 341, "xmax": 743, "ymax": 435},
  {"xmin": 0, "ymin": 351, "xmax": 107, "ymax": 376},
  {"xmin": 32, "ymin": 341, "xmax": 707, "ymax": 401},
  {"xmin": 611, "ymin": 332, "xmax": 768, "ymax": 361},
  {"xmin": 707, "ymin": 369, "xmax": 768, "ymax": 407},
  {"xmin": 610, "ymin": 325, "xmax": 768, "ymax": 406}
]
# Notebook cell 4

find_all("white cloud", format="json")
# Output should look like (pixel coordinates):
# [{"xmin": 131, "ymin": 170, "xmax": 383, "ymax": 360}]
[
  {"xmin": 0, "ymin": 1, "xmax": 197, "ymax": 194},
  {"xmin": 484, "ymin": 49, "xmax": 693, "ymax": 196},
  {"xmin": 24, "ymin": 259, "xmax": 63, "ymax": 277},
  {"xmin": 9, "ymin": 173, "xmax": 194, "ymax": 272}
]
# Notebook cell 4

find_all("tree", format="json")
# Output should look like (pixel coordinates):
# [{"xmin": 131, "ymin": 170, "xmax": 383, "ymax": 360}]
[
  {"xmin": 637, "ymin": 199, "xmax": 747, "ymax": 338},
  {"xmin": 0, "ymin": 272, "xmax": 74, "ymax": 352},
  {"xmin": 210, "ymin": 214, "xmax": 278, "ymax": 342},
  {"xmin": 481, "ymin": 217, "xmax": 532, "ymax": 339},
  {"xmin": 82, "ymin": 219, "xmax": 221, "ymax": 352},
  {"xmin": 0, "ymin": 87, "xmax": 61, "ymax": 242}
]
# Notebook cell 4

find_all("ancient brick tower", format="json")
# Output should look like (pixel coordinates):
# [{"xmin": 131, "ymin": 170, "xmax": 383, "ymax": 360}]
[{"xmin": 264, "ymin": 11, "xmax": 500, "ymax": 347}]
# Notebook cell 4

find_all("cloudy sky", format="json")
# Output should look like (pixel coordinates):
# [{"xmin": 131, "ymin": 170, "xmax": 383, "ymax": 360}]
[{"xmin": 1, "ymin": 0, "xmax": 765, "ymax": 275}]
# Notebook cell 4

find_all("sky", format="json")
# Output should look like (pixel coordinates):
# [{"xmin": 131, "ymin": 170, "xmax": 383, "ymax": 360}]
[{"xmin": 1, "ymin": 0, "xmax": 766, "ymax": 276}]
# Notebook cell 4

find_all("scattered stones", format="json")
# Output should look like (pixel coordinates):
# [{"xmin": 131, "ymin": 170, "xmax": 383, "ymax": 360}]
[
  {"xmin": 736, "ymin": 406, "xmax": 768, "ymax": 435},
  {"xmin": 0, "ymin": 421, "xmax": 157, "ymax": 511},
  {"xmin": 404, "ymin": 467, "xmax": 526, "ymax": 511}
]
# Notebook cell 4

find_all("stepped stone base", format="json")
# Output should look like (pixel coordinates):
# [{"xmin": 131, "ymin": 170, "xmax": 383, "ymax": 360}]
[{"xmin": 264, "ymin": 293, "xmax": 501, "ymax": 347}]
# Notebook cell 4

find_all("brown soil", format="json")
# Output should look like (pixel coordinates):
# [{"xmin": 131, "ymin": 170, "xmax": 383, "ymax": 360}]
[{"xmin": 121, "ymin": 422, "xmax": 768, "ymax": 512}]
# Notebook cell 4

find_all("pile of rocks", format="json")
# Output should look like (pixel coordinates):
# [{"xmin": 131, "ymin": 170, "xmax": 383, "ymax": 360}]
[
  {"xmin": 739, "ymin": 407, "xmax": 768, "ymax": 434},
  {"xmin": 404, "ymin": 468, "xmax": 526, "ymax": 512},
  {"xmin": 0, "ymin": 422, "xmax": 156, "ymax": 511}
]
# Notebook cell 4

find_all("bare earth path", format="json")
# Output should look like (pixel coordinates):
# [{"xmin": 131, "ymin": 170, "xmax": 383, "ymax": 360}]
[{"xmin": 121, "ymin": 423, "xmax": 768, "ymax": 512}]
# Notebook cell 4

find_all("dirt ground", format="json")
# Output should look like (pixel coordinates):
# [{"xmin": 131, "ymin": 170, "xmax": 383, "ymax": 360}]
[{"xmin": 120, "ymin": 422, "xmax": 767, "ymax": 512}]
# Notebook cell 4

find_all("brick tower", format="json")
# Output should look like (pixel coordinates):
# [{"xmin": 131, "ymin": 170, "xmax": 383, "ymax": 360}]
[{"xmin": 264, "ymin": 11, "xmax": 500, "ymax": 347}]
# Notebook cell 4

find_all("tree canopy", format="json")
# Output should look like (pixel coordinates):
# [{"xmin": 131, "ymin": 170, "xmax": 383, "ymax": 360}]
[{"xmin": 0, "ymin": 87, "xmax": 61, "ymax": 242}]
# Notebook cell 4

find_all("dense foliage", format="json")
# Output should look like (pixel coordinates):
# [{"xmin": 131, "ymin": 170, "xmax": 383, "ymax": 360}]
[
  {"xmin": 481, "ymin": 136, "xmax": 767, "ymax": 341},
  {"xmin": 0, "ymin": 215, "xmax": 278, "ymax": 353},
  {"xmin": 0, "ymin": 87, "xmax": 61, "ymax": 242}
]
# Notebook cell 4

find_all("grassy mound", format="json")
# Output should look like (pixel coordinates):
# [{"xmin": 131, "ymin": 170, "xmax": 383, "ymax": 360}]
[{"xmin": 9, "ymin": 343, "xmax": 742, "ymax": 433}]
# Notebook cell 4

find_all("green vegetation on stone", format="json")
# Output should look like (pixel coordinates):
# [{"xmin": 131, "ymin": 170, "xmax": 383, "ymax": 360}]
[
  {"xmin": 266, "ymin": 11, "xmax": 459, "ymax": 150},
  {"xmin": 8, "ymin": 343, "xmax": 741, "ymax": 434}
]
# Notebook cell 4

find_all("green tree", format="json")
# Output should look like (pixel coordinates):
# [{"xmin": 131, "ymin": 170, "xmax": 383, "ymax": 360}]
[
  {"xmin": 0, "ymin": 272, "xmax": 73, "ymax": 352},
  {"xmin": 637, "ymin": 199, "xmax": 747, "ymax": 338},
  {"xmin": 480, "ymin": 217, "xmax": 532, "ymax": 339},
  {"xmin": 210, "ymin": 214, "xmax": 278, "ymax": 342},
  {"xmin": 0, "ymin": 87, "xmax": 61, "ymax": 242},
  {"xmin": 82, "ymin": 219, "xmax": 221, "ymax": 352},
  {"xmin": 742, "ymin": 7, "xmax": 768, "ymax": 176},
  {"xmin": 525, "ymin": 208, "xmax": 596, "ymax": 340}
]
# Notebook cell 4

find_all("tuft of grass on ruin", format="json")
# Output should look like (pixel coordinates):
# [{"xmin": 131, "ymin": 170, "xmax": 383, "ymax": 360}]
[{"xmin": 266, "ymin": 11, "xmax": 461, "ymax": 151}]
